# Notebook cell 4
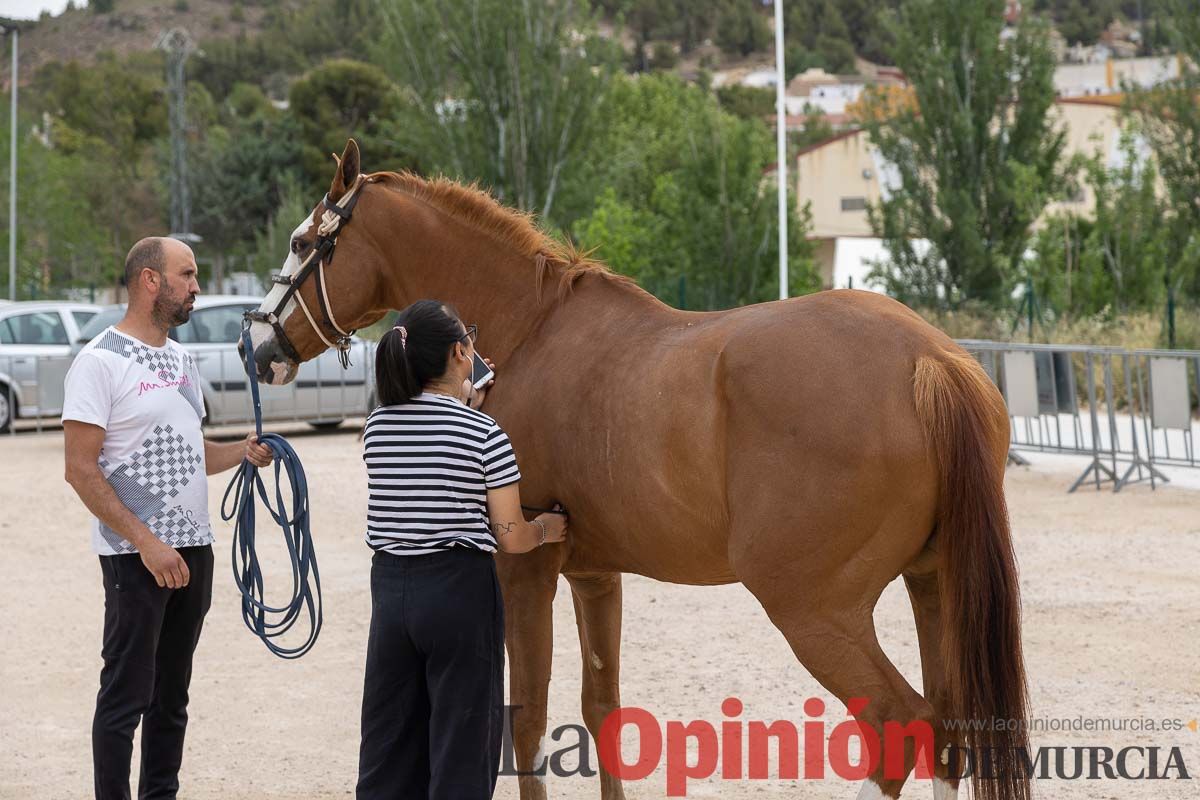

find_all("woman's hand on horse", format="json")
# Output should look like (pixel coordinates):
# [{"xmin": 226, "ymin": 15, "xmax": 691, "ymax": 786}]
[{"xmin": 536, "ymin": 504, "xmax": 568, "ymax": 544}]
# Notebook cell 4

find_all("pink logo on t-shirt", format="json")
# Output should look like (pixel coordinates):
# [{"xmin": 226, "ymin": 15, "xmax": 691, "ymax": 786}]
[{"xmin": 138, "ymin": 371, "xmax": 192, "ymax": 396}]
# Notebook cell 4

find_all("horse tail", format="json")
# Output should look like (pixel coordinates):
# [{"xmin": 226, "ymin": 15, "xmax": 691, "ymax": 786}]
[{"xmin": 913, "ymin": 351, "xmax": 1030, "ymax": 800}]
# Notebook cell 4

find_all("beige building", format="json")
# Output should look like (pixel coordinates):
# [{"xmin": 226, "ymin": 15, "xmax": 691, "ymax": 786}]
[{"xmin": 796, "ymin": 97, "xmax": 1133, "ymax": 289}]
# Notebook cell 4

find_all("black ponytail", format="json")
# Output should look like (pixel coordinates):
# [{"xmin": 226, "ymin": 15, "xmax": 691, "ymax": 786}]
[{"xmin": 375, "ymin": 299, "xmax": 467, "ymax": 406}]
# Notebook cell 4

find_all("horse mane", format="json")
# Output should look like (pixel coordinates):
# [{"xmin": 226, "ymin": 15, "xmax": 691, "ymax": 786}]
[{"xmin": 365, "ymin": 170, "xmax": 637, "ymax": 303}]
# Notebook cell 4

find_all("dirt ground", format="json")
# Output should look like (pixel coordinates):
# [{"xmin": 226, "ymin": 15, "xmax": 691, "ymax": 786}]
[{"xmin": 2, "ymin": 426, "xmax": 1198, "ymax": 799}]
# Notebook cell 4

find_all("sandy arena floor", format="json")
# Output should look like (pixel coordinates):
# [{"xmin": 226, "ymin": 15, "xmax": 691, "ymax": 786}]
[{"xmin": 1, "ymin": 426, "xmax": 1197, "ymax": 799}]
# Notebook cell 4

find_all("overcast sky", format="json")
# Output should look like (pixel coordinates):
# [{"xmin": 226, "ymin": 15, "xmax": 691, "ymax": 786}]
[{"xmin": 1, "ymin": 0, "xmax": 72, "ymax": 21}]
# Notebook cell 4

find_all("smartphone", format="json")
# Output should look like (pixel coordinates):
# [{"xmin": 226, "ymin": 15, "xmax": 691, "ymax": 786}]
[{"xmin": 471, "ymin": 351, "xmax": 494, "ymax": 390}]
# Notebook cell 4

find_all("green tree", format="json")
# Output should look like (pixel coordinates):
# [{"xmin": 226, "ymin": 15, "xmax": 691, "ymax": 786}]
[
  {"xmin": 370, "ymin": 0, "xmax": 619, "ymax": 221},
  {"xmin": 716, "ymin": 84, "xmax": 775, "ymax": 119},
  {"xmin": 287, "ymin": 59, "xmax": 413, "ymax": 195},
  {"xmin": 189, "ymin": 111, "xmax": 305, "ymax": 257},
  {"xmin": 1129, "ymin": 0, "xmax": 1200, "ymax": 308},
  {"xmin": 1077, "ymin": 134, "xmax": 1170, "ymax": 312},
  {"xmin": 0, "ymin": 119, "xmax": 110, "ymax": 297},
  {"xmin": 1027, "ymin": 212, "xmax": 1095, "ymax": 315},
  {"xmin": 715, "ymin": 1, "xmax": 771, "ymax": 57},
  {"xmin": 1032, "ymin": 0, "xmax": 1116, "ymax": 45},
  {"xmin": 27, "ymin": 56, "xmax": 169, "ymax": 287},
  {"xmin": 864, "ymin": 0, "xmax": 1066, "ymax": 308},
  {"xmin": 246, "ymin": 175, "xmax": 310, "ymax": 278},
  {"xmin": 838, "ymin": 0, "xmax": 899, "ymax": 63},
  {"xmin": 1028, "ymin": 130, "xmax": 1200, "ymax": 332},
  {"xmin": 791, "ymin": 107, "xmax": 834, "ymax": 151},
  {"xmin": 570, "ymin": 74, "xmax": 817, "ymax": 308},
  {"xmin": 598, "ymin": 0, "xmax": 721, "ymax": 66},
  {"xmin": 571, "ymin": 187, "xmax": 665, "ymax": 289},
  {"xmin": 191, "ymin": 33, "xmax": 305, "ymax": 102},
  {"xmin": 784, "ymin": 0, "xmax": 898, "ymax": 75}
]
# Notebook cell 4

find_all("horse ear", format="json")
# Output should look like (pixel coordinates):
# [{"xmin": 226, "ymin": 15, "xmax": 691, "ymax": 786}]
[{"xmin": 329, "ymin": 139, "xmax": 362, "ymax": 200}]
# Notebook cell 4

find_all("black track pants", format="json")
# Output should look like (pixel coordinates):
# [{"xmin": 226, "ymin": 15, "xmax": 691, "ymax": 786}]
[
  {"xmin": 357, "ymin": 546, "xmax": 505, "ymax": 800},
  {"xmin": 92, "ymin": 544, "xmax": 214, "ymax": 800}
]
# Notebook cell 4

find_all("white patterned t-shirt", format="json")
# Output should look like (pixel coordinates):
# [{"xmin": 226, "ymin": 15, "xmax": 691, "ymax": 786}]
[{"xmin": 62, "ymin": 326, "xmax": 211, "ymax": 556}]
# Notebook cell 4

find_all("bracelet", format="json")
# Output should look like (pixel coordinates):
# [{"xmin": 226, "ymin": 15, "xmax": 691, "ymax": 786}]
[{"xmin": 533, "ymin": 519, "xmax": 547, "ymax": 546}]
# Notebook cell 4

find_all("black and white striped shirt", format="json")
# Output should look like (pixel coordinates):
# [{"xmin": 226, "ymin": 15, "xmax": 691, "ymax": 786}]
[{"xmin": 363, "ymin": 393, "xmax": 522, "ymax": 555}]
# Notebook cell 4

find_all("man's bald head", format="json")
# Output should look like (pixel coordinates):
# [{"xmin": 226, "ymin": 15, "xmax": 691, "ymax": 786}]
[
  {"xmin": 124, "ymin": 237, "xmax": 164, "ymax": 292},
  {"xmin": 124, "ymin": 237, "xmax": 195, "ymax": 296},
  {"xmin": 123, "ymin": 236, "xmax": 200, "ymax": 329}
]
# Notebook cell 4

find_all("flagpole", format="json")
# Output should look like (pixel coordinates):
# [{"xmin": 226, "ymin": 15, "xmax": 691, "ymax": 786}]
[{"xmin": 774, "ymin": 1, "xmax": 788, "ymax": 300}]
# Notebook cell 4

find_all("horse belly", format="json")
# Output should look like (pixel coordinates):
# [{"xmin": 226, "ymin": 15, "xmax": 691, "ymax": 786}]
[{"xmin": 554, "ymin": 408, "xmax": 736, "ymax": 585}]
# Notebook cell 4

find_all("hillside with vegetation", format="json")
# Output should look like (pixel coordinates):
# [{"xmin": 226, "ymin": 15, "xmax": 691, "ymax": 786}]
[{"xmin": 0, "ymin": 0, "xmax": 1197, "ymax": 347}]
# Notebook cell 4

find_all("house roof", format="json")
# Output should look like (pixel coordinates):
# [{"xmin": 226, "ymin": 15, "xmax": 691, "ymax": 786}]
[{"xmin": 795, "ymin": 127, "xmax": 865, "ymax": 158}]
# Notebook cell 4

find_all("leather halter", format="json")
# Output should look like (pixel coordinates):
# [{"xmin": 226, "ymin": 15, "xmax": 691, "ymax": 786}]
[{"xmin": 245, "ymin": 175, "xmax": 367, "ymax": 369}]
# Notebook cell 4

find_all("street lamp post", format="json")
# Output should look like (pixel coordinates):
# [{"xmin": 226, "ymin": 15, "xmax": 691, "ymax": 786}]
[
  {"xmin": 773, "ymin": 1, "xmax": 788, "ymax": 300},
  {"xmin": 1, "ymin": 24, "xmax": 15, "ymax": 302}
]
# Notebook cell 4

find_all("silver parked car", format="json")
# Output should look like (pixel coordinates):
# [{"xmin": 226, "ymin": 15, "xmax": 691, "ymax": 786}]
[
  {"xmin": 75, "ymin": 296, "xmax": 375, "ymax": 429},
  {"xmin": 0, "ymin": 301, "xmax": 102, "ymax": 430}
]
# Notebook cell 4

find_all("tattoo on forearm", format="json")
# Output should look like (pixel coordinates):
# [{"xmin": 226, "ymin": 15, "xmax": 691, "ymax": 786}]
[{"xmin": 490, "ymin": 521, "xmax": 517, "ymax": 537}]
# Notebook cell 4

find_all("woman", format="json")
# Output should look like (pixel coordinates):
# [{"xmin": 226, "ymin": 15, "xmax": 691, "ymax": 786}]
[{"xmin": 356, "ymin": 299, "xmax": 567, "ymax": 800}]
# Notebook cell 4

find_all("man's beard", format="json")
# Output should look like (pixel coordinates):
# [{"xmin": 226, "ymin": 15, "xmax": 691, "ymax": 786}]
[{"xmin": 152, "ymin": 289, "xmax": 193, "ymax": 328}]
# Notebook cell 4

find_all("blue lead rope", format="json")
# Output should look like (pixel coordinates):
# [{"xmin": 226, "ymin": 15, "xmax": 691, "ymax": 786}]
[{"xmin": 220, "ymin": 328, "xmax": 323, "ymax": 659}]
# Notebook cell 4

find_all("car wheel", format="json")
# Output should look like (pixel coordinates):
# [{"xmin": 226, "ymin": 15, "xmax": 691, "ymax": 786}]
[
  {"xmin": 308, "ymin": 420, "xmax": 344, "ymax": 431},
  {"xmin": 0, "ymin": 384, "xmax": 14, "ymax": 433}
]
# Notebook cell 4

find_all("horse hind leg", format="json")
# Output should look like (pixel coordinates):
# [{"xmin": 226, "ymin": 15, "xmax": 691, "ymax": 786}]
[
  {"xmin": 904, "ymin": 565, "xmax": 962, "ymax": 800},
  {"xmin": 731, "ymin": 526, "xmax": 937, "ymax": 799},
  {"xmin": 566, "ymin": 571, "xmax": 627, "ymax": 800}
]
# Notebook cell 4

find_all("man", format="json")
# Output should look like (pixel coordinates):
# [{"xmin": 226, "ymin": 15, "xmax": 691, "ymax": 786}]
[{"xmin": 63, "ymin": 237, "xmax": 273, "ymax": 800}]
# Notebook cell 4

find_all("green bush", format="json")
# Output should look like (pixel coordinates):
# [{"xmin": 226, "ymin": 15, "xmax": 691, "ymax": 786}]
[{"xmin": 650, "ymin": 41, "xmax": 677, "ymax": 70}]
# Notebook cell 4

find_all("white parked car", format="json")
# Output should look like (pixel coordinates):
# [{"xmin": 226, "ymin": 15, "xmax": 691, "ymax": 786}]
[
  {"xmin": 0, "ymin": 301, "xmax": 102, "ymax": 430},
  {"xmin": 74, "ymin": 296, "xmax": 376, "ymax": 429}
]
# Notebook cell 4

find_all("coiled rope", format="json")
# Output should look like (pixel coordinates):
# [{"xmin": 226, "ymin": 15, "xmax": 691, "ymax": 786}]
[{"xmin": 220, "ymin": 328, "xmax": 323, "ymax": 659}]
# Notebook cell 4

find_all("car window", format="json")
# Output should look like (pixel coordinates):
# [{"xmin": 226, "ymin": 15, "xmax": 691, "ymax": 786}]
[
  {"xmin": 72, "ymin": 310, "xmax": 98, "ymax": 329},
  {"xmin": 78, "ymin": 308, "xmax": 121, "ymax": 341},
  {"xmin": 78, "ymin": 307, "xmax": 125, "ymax": 342},
  {"xmin": 0, "ymin": 311, "xmax": 70, "ymax": 345},
  {"xmin": 175, "ymin": 304, "xmax": 255, "ymax": 345}
]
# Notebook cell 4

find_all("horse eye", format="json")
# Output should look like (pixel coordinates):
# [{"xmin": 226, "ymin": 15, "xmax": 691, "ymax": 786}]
[{"xmin": 291, "ymin": 238, "xmax": 302, "ymax": 254}]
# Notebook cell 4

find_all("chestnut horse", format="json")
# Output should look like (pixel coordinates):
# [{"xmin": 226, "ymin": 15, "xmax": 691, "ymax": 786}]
[{"xmin": 246, "ymin": 140, "xmax": 1029, "ymax": 800}]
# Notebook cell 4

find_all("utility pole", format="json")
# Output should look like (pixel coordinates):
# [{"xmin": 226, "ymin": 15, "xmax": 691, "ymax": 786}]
[
  {"xmin": 773, "ymin": 1, "xmax": 788, "ymax": 300},
  {"xmin": 156, "ymin": 28, "xmax": 197, "ymax": 240},
  {"xmin": 1, "ymin": 24, "xmax": 17, "ymax": 302}
]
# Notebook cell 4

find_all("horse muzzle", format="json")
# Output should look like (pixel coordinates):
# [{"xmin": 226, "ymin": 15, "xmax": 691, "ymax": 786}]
[{"xmin": 240, "ymin": 324, "xmax": 299, "ymax": 386}]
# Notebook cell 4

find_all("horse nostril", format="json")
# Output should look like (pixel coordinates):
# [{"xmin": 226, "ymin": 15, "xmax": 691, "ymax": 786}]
[{"xmin": 253, "ymin": 344, "xmax": 277, "ymax": 378}]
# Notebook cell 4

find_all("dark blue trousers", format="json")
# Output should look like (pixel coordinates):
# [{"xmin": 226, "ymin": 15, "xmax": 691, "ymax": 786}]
[{"xmin": 357, "ymin": 546, "xmax": 505, "ymax": 800}]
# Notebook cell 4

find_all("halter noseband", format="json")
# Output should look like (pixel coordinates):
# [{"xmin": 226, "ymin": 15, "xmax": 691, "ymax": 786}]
[{"xmin": 245, "ymin": 175, "xmax": 368, "ymax": 369}]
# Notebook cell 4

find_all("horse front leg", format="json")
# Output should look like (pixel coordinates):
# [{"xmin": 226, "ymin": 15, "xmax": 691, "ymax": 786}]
[
  {"xmin": 497, "ymin": 547, "xmax": 564, "ymax": 800},
  {"xmin": 566, "ymin": 571, "xmax": 626, "ymax": 800}
]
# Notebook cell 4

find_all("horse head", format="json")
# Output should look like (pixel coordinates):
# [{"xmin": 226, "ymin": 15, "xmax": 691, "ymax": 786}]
[{"xmin": 243, "ymin": 139, "xmax": 390, "ymax": 385}]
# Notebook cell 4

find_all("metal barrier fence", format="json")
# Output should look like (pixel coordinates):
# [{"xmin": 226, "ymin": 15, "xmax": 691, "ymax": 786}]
[
  {"xmin": 1, "ymin": 341, "xmax": 377, "ymax": 436},
  {"xmin": 956, "ymin": 339, "xmax": 1199, "ymax": 492}
]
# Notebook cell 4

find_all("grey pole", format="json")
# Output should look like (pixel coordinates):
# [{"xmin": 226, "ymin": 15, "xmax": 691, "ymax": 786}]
[
  {"xmin": 773, "ymin": 0, "xmax": 788, "ymax": 299},
  {"xmin": 6, "ymin": 28, "xmax": 15, "ymax": 302}
]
